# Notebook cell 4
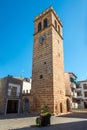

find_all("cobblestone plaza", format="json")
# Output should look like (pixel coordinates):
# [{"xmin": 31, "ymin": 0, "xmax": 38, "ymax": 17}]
[{"xmin": 0, "ymin": 112, "xmax": 87, "ymax": 130}]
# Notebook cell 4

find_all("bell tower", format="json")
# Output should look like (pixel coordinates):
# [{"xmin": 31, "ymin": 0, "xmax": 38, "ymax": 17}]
[{"xmin": 31, "ymin": 7, "xmax": 66, "ymax": 114}]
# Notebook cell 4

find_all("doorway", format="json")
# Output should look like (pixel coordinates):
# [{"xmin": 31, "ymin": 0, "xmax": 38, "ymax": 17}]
[
  {"xmin": 84, "ymin": 102, "xmax": 87, "ymax": 108},
  {"xmin": 66, "ymin": 99, "xmax": 70, "ymax": 112},
  {"xmin": 7, "ymin": 100, "xmax": 18, "ymax": 113},
  {"xmin": 24, "ymin": 99, "xmax": 29, "ymax": 113},
  {"xmin": 60, "ymin": 103, "xmax": 63, "ymax": 113}
]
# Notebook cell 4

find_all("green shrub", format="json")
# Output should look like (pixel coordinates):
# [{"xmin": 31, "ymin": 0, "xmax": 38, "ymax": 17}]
[
  {"xmin": 41, "ymin": 105, "xmax": 50, "ymax": 113},
  {"xmin": 36, "ymin": 105, "xmax": 51, "ymax": 126}
]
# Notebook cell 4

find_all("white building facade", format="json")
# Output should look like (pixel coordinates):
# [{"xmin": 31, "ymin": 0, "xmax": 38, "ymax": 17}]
[
  {"xmin": 22, "ymin": 78, "xmax": 31, "ymax": 94},
  {"xmin": 69, "ymin": 73, "xmax": 78, "ymax": 109},
  {"xmin": 76, "ymin": 80, "xmax": 87, "ymax": 108},
  {"xmin": 22, "ymin": 78, "xmax": 32, "ymax": 113},
  {"xmin": 64, "ymin": 72, "xmax": 78, "ymax": 109}
]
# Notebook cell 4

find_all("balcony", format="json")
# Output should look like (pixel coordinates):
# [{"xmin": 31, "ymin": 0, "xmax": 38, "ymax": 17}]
[
  {"xmin": 72, "ymin": 103, "xmax": 78, "ymax": 109},
  {"xmin": 70, "ymin": 83, "xmax": 76, "ymax": 89},
  {"xmin": 77, "ymin": 96, "xmax": 82, "ymax": 99},
  {"xmin": 73, "ymin": 92, "xmax": 77, "ymax": 98},
  {"xmin": 71, "ymin": 92, "xmax": 77, "ymax": 98},
  {"xmin": 76, "ymin": 88, "xmax": 81, "ymax": 91},
  {"xmin": 70, "ymin": 77, "xmax": 78, "ymax": 87}
]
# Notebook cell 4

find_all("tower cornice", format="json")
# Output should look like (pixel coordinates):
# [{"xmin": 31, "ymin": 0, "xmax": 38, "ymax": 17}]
[{"xmin": 34, "ymin": 6, "xmax": 63, "ymax": 27}]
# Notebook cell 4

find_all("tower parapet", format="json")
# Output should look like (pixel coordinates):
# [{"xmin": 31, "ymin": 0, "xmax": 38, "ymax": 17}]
[{"xmin": 34, "ymin": 6, "xmax": 62, "ymax": 27}]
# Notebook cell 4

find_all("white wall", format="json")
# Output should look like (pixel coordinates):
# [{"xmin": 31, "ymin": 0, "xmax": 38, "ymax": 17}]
[
  {"xmin": 22, "ymin": 81, "xmax": 31, "ymax": 94},
  {"xmin": 72, "ymin": 103, "xmax": 78, "ymax": 108},
  {"xmin": 77, "ymin": 81, "xmax": 87, "ymax": 108}
]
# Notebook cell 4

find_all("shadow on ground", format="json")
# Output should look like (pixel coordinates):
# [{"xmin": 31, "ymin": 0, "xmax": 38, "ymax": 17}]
[
  {"xmin": 58, "ymin": 112, "xmax": 87, "ymax": 119},
  {"xmin": 0, "ymin": 112, "xmax": 87, "ymax": 120},
  {"xmin": 0, "ymin": 113, "xmax": 39, "ymax": 120},
  {"xmin": 10, "ymin": 120, "xmax": 87, "ymax": 130}
]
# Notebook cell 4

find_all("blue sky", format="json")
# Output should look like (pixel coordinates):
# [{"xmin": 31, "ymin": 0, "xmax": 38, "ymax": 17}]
[{"xmin": 0, "ymin": 0, "xmax": 87, "ymax": 80}]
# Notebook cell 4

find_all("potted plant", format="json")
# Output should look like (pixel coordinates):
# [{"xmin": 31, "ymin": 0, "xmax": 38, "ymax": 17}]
[{"xmin": 36, "ymin": 105, "xmax": 51, "ymax": 126}]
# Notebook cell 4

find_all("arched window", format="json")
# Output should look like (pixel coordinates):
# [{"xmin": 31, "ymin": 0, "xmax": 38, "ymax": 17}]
[
  {"xmin": 38, "ymin": 22, "xmax": 42, "ymax": 32},
  {"xmin": 43, "ymin": 18, "xmax": 48, "ymax": 28},
  {"xmin": 54, "ymin": 20, "xmax": 57, "ymax": 29},
  {"xmin": 58, "ymin": 25, "xmax": 60, "ymax": 33}
]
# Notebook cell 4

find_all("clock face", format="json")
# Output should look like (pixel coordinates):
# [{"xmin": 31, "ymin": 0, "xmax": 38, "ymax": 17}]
[{"xmin": 39, "ymin": 35, "xmax": 46, "ymax": 44}]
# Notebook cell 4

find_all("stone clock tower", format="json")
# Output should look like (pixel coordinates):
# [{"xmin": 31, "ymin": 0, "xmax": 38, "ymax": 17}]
[{"xmin": 31, "ymin": 7, "xmax": 66, "ymax": 114}]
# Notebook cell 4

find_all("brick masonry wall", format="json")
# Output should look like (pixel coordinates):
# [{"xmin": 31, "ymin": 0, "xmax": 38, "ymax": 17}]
[
  {"xmin": 31, "ymin": 8, "xmax": 71, "ymax": 114},
  {"xmin": 31, "ymin": 28, "xmax": 54, "ymax": 113},
  {"xmin": 52, "ymin": 13, "xmax": 66, "ymax": 114},
  {"xmin": 64, "ymin": 73, "xmax": 71, "ymax": 96}
]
